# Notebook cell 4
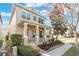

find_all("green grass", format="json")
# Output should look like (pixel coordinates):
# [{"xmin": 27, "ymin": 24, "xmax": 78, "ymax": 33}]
[
  {"xmin": 47, "ymin": 44, "xmax": 63, "ymax": 52},
  {"xmin": 63, "ymin": 45, "xmax": 79, "ymax": 56}
]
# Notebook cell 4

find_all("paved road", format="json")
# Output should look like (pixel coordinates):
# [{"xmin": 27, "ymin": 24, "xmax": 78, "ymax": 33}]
[{"xmin": 41, "ymin": 43, "xmax": 72, "ymax": 56}]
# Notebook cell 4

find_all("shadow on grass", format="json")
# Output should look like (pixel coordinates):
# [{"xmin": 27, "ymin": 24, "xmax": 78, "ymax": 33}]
[{"xmin": 63, "ymin": 45, "xmax": 79, "ymax": 56}]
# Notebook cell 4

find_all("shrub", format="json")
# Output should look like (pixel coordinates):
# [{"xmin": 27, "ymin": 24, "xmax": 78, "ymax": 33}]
[
  {"xmin": 17, "ymin": 46, "xmax": 40, "ymax": 56},
  {"xmin": 64, "ymin": 35, "xmax": 74, "ymax": 38},
  {"xmin": 6, "ymin": 40, "xmax": 13, "ymax": 49},
  {"xmin": 6, "ymin": 34, "xmax": 9, "ymax": 40},
  {"xmin": 6, "ymin": 40, "xmax": 13, "ymax": 56},
  {"xmin": 10, "ymin": 34, "xmax": 23, "ymax": 46},
  {"xmin": 0, "ymin": 40, "xmax": 3, "ymax": 47},
  {"xmin": 54, "ymin": 40, "xmax": 64, "ymax": 45}
]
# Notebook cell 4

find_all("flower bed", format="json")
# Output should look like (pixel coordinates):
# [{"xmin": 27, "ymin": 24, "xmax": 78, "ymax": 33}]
[
  {"xmin": 38, "ymin": 42, "xmax": 53, "ymax": 50},
  {"xmin": 38, "ymin": 40, "xmax": 64, "ymax": 50}
]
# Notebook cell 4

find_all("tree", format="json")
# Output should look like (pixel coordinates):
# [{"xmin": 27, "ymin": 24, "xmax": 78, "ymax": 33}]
[
  {"xmin": 49, "ymin": 3, "xmax": 79, "ymax": 52},
  {"xmin": 38, "ymin": 3, "xmax": 79, "ymax": 52},
  {"xmin": 63, "ymin": 3, "xmax": 79, "ymax": 53},
  {"xmin": 51, "ymin": 4, "xmax": 67, "ymax": 41},
  {"xmin": 33, "ymin": 3, "xmax": 79, "ymax": 52}
]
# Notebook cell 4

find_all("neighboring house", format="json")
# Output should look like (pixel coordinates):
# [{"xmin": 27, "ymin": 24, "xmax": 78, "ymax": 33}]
[
  {"xmin": 64, "ymin": 25, "xmax": 71, "ymax": 37},
  {"xmin": 9, "ymin": 4, "xmax": 52, "ymax": 46},
  {"xmin": 0, "ymin": 13, "xmax": 3, "ymax": 40},
  {"xmin": 45, "ymin": 26, "xmax": 52, "ymax": 39}
]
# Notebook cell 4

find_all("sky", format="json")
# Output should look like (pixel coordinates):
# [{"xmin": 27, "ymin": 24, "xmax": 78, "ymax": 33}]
[
  {"xmin": 0, "ymin": 3, "xmax": 12, "ymax": 29},
  {"xmin": 0, "ymin": 3, "xmax": 79, "ymax": 32},
  {"xmin": 0, "ymin": 3, "xmax": 51, "ymax": 29}
]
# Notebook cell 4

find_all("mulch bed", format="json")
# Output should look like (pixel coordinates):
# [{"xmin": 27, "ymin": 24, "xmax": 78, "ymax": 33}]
[{"xmin": 38, "ymin": 42, "xmax": 54, "ymax": 50}]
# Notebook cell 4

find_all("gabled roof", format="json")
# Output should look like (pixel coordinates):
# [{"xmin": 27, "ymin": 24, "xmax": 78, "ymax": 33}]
[
  {"xmin": 9, "ymin": 4, "xmax": 45, "ymax": 24},
  {"xmin": 0, "ymin": 13, "xmax": 3, "ymax": 24}
]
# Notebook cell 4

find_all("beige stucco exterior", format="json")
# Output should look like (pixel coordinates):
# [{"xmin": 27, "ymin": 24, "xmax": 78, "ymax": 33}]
[{"xmin": 9, "ymin": 4, "xmax": 52, "ymax": 46}]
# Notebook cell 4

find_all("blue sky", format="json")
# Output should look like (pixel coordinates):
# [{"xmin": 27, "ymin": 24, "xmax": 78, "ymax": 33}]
[{"xmin": 0, "ymin": 3, "xmax": 12, "ymax": 26}]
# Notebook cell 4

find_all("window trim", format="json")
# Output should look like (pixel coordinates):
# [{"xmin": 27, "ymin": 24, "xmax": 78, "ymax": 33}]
[
  {"xmin": 26, "ymin": 13, "xmax": 30, "ymax": 20},
  {"xmin": 33, "ymin": 15, "xmax": 37, "ymax": 21}
]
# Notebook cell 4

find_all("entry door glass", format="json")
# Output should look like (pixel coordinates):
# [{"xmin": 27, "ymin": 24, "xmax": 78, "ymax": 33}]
[
  {"xmin": 39, "ymin": 30, "xmax": 43, "ymax": 38},
  {"xmin": 27, "ymin": 29, "xmax": 29, "ymax": 36},
  {"xmin": 32, "ymin": 29, "xmax": 36, "ymax": 38}
]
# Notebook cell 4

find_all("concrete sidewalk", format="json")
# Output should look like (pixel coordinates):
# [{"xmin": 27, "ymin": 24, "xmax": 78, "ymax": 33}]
[{"xmin": 41, "ymin": 43, "xmax": 72, "ymax": 56}]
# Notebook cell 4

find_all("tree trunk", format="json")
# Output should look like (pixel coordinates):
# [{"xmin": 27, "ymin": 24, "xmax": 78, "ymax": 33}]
[
  {"xmin": 72, "ymin": 30, "xmax": 79, "ymax": 53},
  {"xmin": 56, "ymin": 34, "xmax": 58, "ymax": 41}
]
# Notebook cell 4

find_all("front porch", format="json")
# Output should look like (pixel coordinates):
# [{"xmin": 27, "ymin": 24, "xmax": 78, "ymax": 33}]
[
  {"xmin": 23, "ymin": 23, "xmax": 47, "ymax": 45},
  {"xmin": 17, "ymin": 19, "xmax": 52, "ymax": 46}
]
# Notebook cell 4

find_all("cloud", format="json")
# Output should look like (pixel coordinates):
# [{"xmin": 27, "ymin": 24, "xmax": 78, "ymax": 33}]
[
  {"xmin": 40, "ymin": 10, "xmax": 47, "ymax": 14},
  {"xmin": 1, "ymin": 12, "xmax": 10, "ymax": 25},
  {"xmin": 1, "ymin": 12, "xmax": 11, "ymax": 17},
  {"xmin": 40, "ymin": 10, "xmax": 48, "ymax": 16},
  {"xmin": 3, "ymin": 20, "xmax": 8, "ymax": 24},
  {"xmin": 0, "ymin": 20, "xmax": 9, "ymax": 29},
  {"xmin": 25, "ymin": 3, "xmax": 46, "ymax": 7}
]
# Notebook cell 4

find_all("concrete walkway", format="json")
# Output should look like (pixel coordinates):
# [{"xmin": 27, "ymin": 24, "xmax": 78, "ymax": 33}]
[{"xmin": 41, "ymin": 43, "xmax": 72, "ymax": 56}]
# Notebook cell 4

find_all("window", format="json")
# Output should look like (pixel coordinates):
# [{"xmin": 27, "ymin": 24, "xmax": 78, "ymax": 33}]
[
  {"xmin": 27, "ymin": 13, "xmax": 30, "ymax": 20},
  {"xmin": 33, "ymin": 16, "xmax": 37, "ymax": 21},
  {"xmin": 38, "ymin": 18, "xmax": 43, "ymax": 24},
  {"xmin": 22, "ymin": 11, "xmax": 26, "ymax": 19}
]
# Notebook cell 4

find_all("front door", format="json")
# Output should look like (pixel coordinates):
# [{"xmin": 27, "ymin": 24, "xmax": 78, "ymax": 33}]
[{"xmin": 27, "ymin": 29, "xmax": 32, "ymax": 43}]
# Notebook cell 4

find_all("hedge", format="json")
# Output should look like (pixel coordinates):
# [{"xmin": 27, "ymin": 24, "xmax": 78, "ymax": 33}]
[
  {"xmin": 10, "ymin": 34, "xmax": 23, "ymax": 46},
  {"xmin": 17, "ymin": 46, "xmax": 40, "ymax": 56},
  {"xmin": 0, "ymin": 40, "xmax": 3, "ymax": 47}
]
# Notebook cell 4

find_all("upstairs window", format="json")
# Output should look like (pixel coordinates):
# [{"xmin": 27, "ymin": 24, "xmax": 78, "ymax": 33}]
[
  {"xmin": 27, "ymin": 13, "xmax": 30, "ymax": 20},
  {"xmin": 33, "ymin": 16, "xmax": 37, "ymax": 22},
  {"xmin": 38, "ymin": 18, "xmax": 43, "ymax": 24},
  {"xmin": 22, "ymin": 11, "xmax": 26, "ymax": 19}
]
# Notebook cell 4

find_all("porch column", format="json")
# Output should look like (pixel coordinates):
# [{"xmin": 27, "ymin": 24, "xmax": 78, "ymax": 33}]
[
  {"xmin": 36, "ymin": 25, "xmax": 39, "ymax": 44},
  {"xmin": 44, "ymin": 27, "xmax": 47, "ymax": 41},
  {"xmin": 23, "ymin": 23, "xmax": 29, "ymax": 46}
]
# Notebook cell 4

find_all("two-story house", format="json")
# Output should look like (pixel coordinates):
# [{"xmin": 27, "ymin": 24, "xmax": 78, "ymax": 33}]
[{"xmin": 9, "ymin": 4, "xmax": 52, "ymax": 46}]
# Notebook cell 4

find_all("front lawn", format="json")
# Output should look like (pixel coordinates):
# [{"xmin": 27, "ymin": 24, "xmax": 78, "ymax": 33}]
[{"xmin": 63, "ymin": 45, "xmax": 79, "ymax": 56}]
